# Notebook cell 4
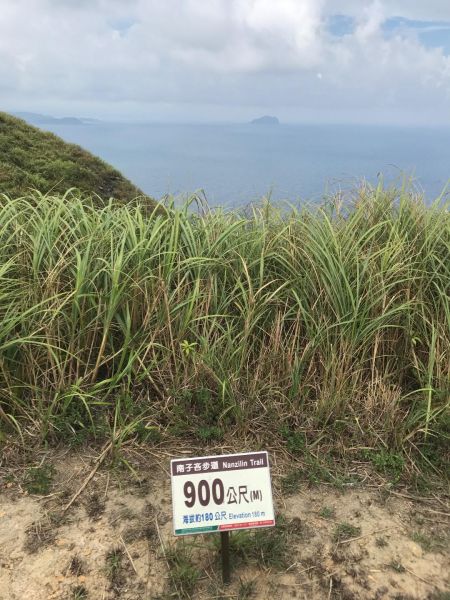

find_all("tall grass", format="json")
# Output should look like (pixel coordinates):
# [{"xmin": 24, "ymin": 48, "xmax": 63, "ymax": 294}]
[{"xmin": 0, "ymin": 187, "xmax": 448, "ymax": 456}]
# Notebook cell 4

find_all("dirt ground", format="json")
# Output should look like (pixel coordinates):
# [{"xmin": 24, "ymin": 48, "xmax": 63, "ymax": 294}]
[{"xmin": 0, "ymin": 446, "xmax": 449, "ymax": 600}]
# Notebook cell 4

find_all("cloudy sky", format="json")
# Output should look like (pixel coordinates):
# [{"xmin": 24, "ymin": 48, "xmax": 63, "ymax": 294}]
[{"xmin": 1, "ymin": 0, "xmax": 450, "ymax": 124}]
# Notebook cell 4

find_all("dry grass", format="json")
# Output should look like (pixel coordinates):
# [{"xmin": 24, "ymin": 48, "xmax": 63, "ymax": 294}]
[{"xmin": 0, "ymin": 185, "xmax": 448, "ymax": 470}]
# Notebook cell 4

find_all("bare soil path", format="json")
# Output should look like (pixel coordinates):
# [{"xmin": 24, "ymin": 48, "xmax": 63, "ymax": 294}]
[{"xmin": 0, "ymin": 448, "xmax": 448, "ymax": 599}]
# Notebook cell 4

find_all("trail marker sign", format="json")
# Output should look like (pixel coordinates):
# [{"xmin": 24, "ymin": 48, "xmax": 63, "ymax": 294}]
[{"xmin": 170, "ymin": 451, "xmax": 275, "ymax": 536}]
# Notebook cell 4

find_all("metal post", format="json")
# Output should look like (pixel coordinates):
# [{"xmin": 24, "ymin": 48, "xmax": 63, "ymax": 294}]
[{"xmin": 220, "ymin": 531, "xmax": 231, "ymax": 584}]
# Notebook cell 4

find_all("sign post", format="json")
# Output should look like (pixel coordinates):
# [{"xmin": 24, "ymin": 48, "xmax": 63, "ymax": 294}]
[
  {"xmin": 170, "ymin": 451, "xmax": 275, "ymax": 584},
  {"xmin": 220, "ymin": 531, "xmax": 230, "ymax": 584}
]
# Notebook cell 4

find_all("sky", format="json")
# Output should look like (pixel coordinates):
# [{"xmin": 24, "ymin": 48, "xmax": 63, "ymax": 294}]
[{"xmin": 1, "ymin": 0, "xmax": 450, "ymax": 125}]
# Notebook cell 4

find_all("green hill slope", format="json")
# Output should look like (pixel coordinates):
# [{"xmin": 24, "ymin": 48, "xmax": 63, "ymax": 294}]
[{"xmin": 0, "ymin": 112, "xmax": 147, "ymax": 202}]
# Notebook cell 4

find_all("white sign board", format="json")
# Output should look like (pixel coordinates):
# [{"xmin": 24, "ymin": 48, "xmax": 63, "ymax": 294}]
[{"xmin": 170, "ymin": 451, "xmax": 275, "ymax": 536}]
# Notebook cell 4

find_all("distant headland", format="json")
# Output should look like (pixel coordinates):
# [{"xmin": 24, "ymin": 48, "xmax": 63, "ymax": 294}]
[
  {"xmin": 251, "ymin": 115, "xmax": 280, "ymax": 125},
  {"xmin": 14, "ymin": 112, "xmax": 100, "ymax": 126}
]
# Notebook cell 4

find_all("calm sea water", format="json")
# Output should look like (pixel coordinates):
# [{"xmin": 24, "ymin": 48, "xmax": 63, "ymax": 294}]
[{"xmin": 43, "ymin": 122, "xmax": 450, "ymax": 207}]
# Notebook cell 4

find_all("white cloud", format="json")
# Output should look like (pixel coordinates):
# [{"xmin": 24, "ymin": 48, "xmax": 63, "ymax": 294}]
[
  {"xmin": 0, "ymin": 0, "xmax": 449, "ymax": 123},
  {"xmin": 328, "ymin": 0, "xmax": 450, "ymax": 22}
]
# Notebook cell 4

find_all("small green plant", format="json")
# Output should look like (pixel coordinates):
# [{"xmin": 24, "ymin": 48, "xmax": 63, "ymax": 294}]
[
  {"xmin": 319, "ymin": 506, "xmax": 335, "ymax": 519},
  {"xmin": 410, "ymin": 472, "xmax": 433, "ymax": 494},
  {"xmin": 281, "ymin": 457, "xmax": 337, "ymax": 493},
  {"xmin": 105, "ymin": 548, "xmax": 124, "ymax": 586},
  {"xmin": 411, "ymin": 531, "xmax": 434, "ymax": 552},
  {"xmin": 419, "ymin": 414, "xmax": 450, "ymax": 472},
  {"xmin": 107, "ymin": 395, "xmax": 158, "ymax": 467},
  {"xmin": 166, "ymin": 542, "xmax": 200, "ymax": 598},
  {"xmin": 303, "ymin": 453, "xmax": 334, "ymax": 485},
  {"xmin": 134, "ymin": 422, "xmax": 162, "ymax": 444},
  {"xmin": 171, "ymin": 387, "xmax": 226, "ymax": 438},
  {"xmin": 333, "ymin": 522, "xmax": 361, "ymax": 543},
  {"xmin": 68, "ymin": 555, "xmax": 85, "ymax": 576},
  {"xmin": 196, "ymin": 425, "xmax": 223, "ymax": 442},
  {"xmin": 363, "ymin": 449, "xmax": 404, "ymax": 481},
  {"xmin": 388, "ymin": 560, "xmax": 405, "ymax": 573},
  {"xmin": 72, "ymin": 586, "xmax": 88, "ymax": 600},
  {"xmin": 48, "ymin": 388, "xmax": 98, "ymax": 443},
  {"xmin": 24, "ymin": 464, "xmax": 55, "ymax": 495},
  {"xmin": 250, "ymin": 526, "xmax": 289, "ymax": 569},
  {"xmin": 238, "ymin": 578, "xmax": 256, "ymax": 599},
  {"xmin": 375, "ymin": 536, "xmax": 388, "ymax": 548},
  {"xmin": 280, "ymin": 426, "xmax": 306, "ymax": 455},
  {"xmin": 180, "ymin": 340, "xmax": 197, "ymax": 357},
  {"xmin": 217, "ymin": 516, "xmax": 291, "ymax": 570},
  {"xmin": 281, "ymin": 469, "xmax": 303, "ymax": 495}
]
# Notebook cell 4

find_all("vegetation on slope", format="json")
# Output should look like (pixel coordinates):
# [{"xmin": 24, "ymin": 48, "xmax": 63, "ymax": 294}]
[
  {"xmin": 0, "ymin": 112, "xmax": 147, "ymax": 202},
  {"xmin": 0, "ymin": 187, "xmax": 448, "ymax": 475}
]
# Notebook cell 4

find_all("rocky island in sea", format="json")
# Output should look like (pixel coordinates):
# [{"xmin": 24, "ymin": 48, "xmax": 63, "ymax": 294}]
[{"xmin": 250, "ymin": 115, "xmax": 280, "ymax": 125}]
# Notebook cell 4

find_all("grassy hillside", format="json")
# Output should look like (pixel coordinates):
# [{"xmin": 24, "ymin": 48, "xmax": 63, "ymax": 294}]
[
  {"xmin": 0, "ymin": 112, "xmax": 147, "ymax": 202},
  {"xmin": 0, "ymin": 187, "xmax": 448, "ymax": 477}
]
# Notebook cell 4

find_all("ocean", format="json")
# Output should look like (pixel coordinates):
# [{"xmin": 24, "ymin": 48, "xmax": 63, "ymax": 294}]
[{"xmin": 41, "ymin": 121, "xmax": 450, "ymax": 207}]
